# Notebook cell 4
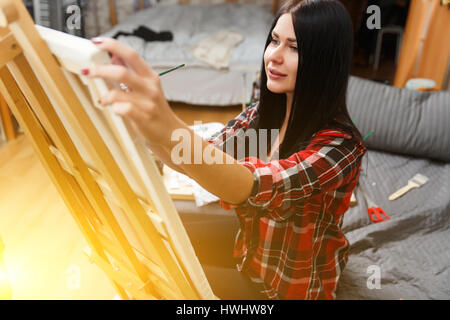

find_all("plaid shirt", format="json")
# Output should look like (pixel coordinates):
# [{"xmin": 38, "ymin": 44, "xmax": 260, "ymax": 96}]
[{"xmin": 206, "ymin": 101, "xmax": 366, "ymax": 300}]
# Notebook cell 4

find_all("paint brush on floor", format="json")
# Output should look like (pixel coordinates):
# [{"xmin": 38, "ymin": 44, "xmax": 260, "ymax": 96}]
[{"xmin": 388, "ymin": 173, "xmax": 429, "ymax": 201}]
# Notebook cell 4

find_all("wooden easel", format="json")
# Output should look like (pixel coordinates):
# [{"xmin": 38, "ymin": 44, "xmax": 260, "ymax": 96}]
[{"xmin": 0, "ymin": 0, "xmax": 215, "ymax": 300}]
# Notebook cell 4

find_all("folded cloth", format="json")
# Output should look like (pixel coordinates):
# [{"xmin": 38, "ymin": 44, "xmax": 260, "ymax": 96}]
[
  {"xmin": 190, "ymin": 30, "xmax": 244, "ymax": 70},
  {"xmin": 191, "ymin": 180, "xmax": 220, "ymax": 207}
]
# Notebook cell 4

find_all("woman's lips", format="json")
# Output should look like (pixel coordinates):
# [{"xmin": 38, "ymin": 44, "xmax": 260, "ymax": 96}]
[{"xmin": 268, "ymin": 68, "xmax": 287, "ymax": 80}]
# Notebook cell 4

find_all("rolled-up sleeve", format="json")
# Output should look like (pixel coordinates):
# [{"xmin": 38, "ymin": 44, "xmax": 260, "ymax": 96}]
[
  {"xmin": 206, "ymin": 102, "xmax": 259, "ymax": 149},
  {"xmin": 219, "ymin": 130, "xmax": 366, "ymax": 221}
]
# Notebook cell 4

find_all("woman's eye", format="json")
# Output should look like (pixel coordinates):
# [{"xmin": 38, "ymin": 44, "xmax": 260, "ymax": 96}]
[{"xmin": 269, "ymin": 36, "xmax": 297, "ymax": 51}]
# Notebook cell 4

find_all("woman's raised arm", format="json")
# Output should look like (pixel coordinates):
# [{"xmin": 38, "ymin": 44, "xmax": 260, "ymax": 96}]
[{"xmin": 83, "ymin": 38, "xmax": 254, "ymax": 205}]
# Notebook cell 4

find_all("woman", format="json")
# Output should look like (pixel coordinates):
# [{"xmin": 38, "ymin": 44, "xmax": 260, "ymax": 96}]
[{"xmin": 83, "ymin": 0, "xmax": 367, "ymax": 300}]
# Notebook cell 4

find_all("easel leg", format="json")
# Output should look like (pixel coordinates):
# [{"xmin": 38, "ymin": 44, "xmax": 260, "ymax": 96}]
[{"xmin": 0, "ymin": 92, "xmax": 16, "ymax": 141}]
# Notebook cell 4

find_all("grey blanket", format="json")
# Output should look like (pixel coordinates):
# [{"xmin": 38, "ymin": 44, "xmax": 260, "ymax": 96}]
[{"xmin": 336, "ymin": 149, "xmax": 450, "ymax": 299}]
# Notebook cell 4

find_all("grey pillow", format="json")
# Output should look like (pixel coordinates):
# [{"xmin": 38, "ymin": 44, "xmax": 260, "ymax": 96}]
[{"xmin": 347, "ymin": 76, "xmax": 450, "ymax": 162}]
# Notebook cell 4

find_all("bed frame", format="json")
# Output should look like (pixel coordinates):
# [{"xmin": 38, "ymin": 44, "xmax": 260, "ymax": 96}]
[
  {"xmin": 108, "ymin": 0, "xmax": 281, "ymax": 27},
  {"xmin": 0, "ymin": 0, "xmax": 216, "ymax": 300}
]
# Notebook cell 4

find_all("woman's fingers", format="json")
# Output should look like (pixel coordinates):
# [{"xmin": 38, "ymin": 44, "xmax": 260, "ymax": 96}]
[
  {"xmin": 111, "ymin": 53, "xmax": 127, "ymax": 67},
  {"xmin": 87, "ymin": 64, "xmax": 148, "ymax": 93},
  {"xmin": 99, "ymin": 91, "xmax": 142, "ymax": 119},
  {"xmin": 110, "ymin": 102, "xmax": 138, "ymax": 117},
  {"xmin": 99, "ymin": 90, "xmax": 155, "ymax": 114},
  {"xmin": 99, "ymin": 89, "xmax": 135, "ymax": 105},
  {"xmin": 91, "ymin": 37, "xmax": 157, "ymax": 78}
]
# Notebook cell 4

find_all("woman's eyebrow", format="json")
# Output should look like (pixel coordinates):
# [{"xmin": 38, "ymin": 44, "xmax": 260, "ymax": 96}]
[{"xmin": 272, "ymin": 31, "xmax": 297, "ymax": 43}]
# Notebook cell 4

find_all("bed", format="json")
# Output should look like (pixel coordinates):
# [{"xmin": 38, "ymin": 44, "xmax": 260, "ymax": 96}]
[
  {"xmin": 174, "ymin": 75, "xmax": 450, "ymax": 299},
  {"xmin": 100, "ymin": 1, "xmax": 278, "ymax": 106},
  {"xmin": 335, "ymin": 76, "xmax": 450, "ymax": 299}
]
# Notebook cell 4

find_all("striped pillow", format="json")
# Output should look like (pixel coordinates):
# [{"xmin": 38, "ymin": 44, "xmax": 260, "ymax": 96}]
[{"xmin": 347, "ymin": 76, "xmax": 450, "ymax": 162}]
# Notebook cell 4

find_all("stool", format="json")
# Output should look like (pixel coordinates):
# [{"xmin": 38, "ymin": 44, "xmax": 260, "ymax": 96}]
[{"xmin": 373, "ymin": 25, "xmax": 404, "ymax": 71}]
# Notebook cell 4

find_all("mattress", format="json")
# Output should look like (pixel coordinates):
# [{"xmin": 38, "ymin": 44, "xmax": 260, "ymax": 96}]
[{"xmin": 101, "ymin": 3, "xmax": 274, "ymax": 106}]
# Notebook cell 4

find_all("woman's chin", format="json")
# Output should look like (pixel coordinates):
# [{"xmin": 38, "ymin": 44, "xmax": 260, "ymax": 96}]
[{"xmin": 267, "ymin": 83, "xmax": 286, "ymax": 94}]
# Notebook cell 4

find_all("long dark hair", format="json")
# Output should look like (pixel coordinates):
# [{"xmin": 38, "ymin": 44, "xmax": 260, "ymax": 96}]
[{"xmin": 252, "ymin": 0, "xmax": 364, "ymax": 159}]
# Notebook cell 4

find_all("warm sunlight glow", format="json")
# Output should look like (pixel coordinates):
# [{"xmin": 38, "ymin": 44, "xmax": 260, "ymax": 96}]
[{"xmin": 0, "ymin": 261, "xmax": 12, "ymax": 300}]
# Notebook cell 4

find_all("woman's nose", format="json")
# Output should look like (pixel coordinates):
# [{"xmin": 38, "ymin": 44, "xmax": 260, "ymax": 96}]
[{"xmin": 269, "ymin": 46, "xmax": 284, "ymax": 63}]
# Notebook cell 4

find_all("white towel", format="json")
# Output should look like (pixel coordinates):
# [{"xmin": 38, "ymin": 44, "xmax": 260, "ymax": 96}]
[{"xmin": 190, "ymin": 30, "xmax": 244, "ymax": 70}]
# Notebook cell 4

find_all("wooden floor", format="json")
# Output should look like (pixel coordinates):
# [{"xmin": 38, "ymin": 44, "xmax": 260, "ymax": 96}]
[{"xmin": 0, "ymin": 134, "xmax": 116, "ymax": 299}]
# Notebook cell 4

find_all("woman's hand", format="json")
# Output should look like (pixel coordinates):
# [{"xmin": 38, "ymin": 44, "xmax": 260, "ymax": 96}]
[{"xmin": 83, "ymin": 37, "xmax": 181, "ymax": 147}]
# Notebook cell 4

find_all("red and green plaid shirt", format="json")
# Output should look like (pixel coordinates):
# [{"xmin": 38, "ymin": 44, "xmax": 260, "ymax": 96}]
[{"xmin": 206, "ymin": 101, "xmax": 366, "ymax": 300}]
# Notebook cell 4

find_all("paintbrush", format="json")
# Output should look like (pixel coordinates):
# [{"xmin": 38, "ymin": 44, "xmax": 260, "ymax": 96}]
[
  {"xmin": 159, "ymin": 64, "xmax": 185, "ymax": 76},
  {"xmin": 388, "ymin": 173, "xmax": 429, "ymax": 201},
  {"xmin": 118, "ymin": 64, "xmax": 185, "ymax": 92}
]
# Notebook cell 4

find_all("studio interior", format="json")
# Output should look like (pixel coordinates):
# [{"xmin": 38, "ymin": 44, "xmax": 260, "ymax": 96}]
[{"xmin": 0, "ymin": 0, "xmax": 449, "ymax": 300}]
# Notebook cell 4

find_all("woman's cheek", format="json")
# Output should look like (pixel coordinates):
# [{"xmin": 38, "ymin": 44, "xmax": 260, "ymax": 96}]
[{"xmin": 263, "ymin": 48, "xmax": 273, "ymax": 64}]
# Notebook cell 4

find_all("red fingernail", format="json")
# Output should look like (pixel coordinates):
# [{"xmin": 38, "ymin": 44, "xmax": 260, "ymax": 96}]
[
  {"xmin": 81, "ymin": 68, "xmax": 90, "ymax": 75},
  {"xmin": 91, "ymin": 37, "xmax": 103, "ymax": 44},
  {"xmin": 98, "ymin": 98, "xmax": 102, "ymax": 104}
]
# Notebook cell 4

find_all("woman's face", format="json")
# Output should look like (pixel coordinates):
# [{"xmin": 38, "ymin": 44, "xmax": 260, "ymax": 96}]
[{"xmin": 264, "ymin": 13, "xmax": 298, "ymax": 95}]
